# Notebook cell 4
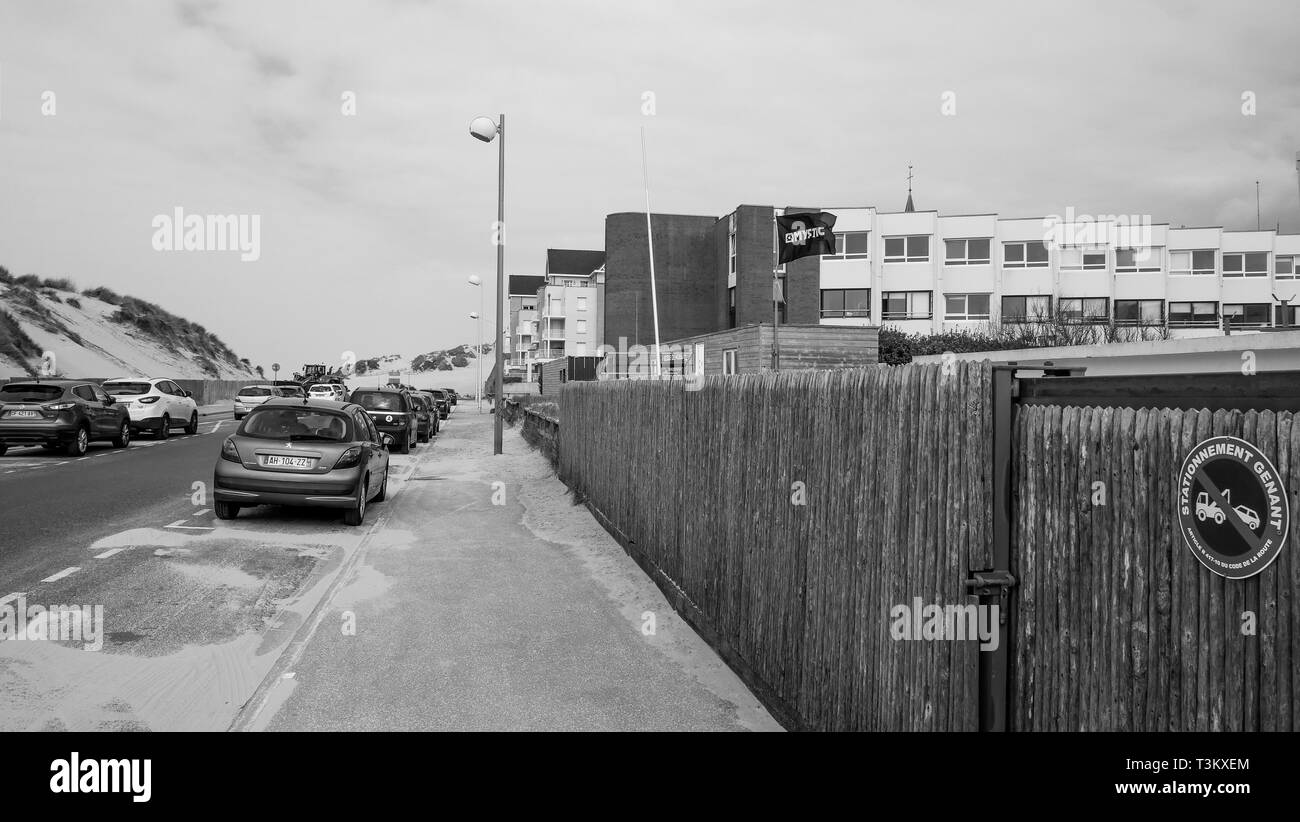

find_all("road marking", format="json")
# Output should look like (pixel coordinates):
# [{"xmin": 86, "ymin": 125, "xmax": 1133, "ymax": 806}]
[
  {"xmin": 0, "ymin": 592, "xmax": 25, "ymax": 607},
  {"xmin": 54, "ymin": 461, "xmax": 69, "ymax": 466},
  {"xmin": 164, "ymin": 520, "xmax": 214, "ymax": 530},
  {"xmin": 77, "ymin": 457, "xmax": 89, "ymax": 461},
  {"xmin": 94, "ymin": 548, "xmax": 128, "ymax": 559},
  {"xmin": 41, "ymin": 567, "xmax": 79, "ymax": 583},
  {"xmin": 192, "ymin": 508, "xmax": 210, "ymax": 516}
]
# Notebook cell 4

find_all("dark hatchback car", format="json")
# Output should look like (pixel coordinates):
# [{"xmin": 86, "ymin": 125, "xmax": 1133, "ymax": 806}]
[
  {"xmin": 440, "ymin": 388, "xmax": 458, "ymax": 407},
  {"xmin": 213, "ymin": 398, "xmax": 391, "ymax": 526},
  {"xmin": 427, "ymin": 389, "xmax": 450, "ymax": 420},
  {"xmin": 409, "ymin": 393, "xmax": 437, "ymax": 443},
  {"xmin": 0, "ymin": 380, "xmax": 131, "ymax": 457},
  {"xmin": 348, "ymin": 387, "xmax": 418, "ymax": 454}
]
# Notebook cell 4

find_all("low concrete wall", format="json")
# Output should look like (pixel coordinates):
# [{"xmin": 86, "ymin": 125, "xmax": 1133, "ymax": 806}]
[{"xmin": 60, "ymin": 377, "xmax": 263, "ymax": 407}]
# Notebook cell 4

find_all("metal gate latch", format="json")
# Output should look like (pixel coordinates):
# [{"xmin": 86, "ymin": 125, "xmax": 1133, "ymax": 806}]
[{"xmin": 964, "ymin": 570, "xmax": 1016, "ymax": 625}]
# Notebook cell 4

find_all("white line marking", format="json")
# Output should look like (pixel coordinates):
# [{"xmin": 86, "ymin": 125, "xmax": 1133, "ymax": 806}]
[
  {"xmin": 165, "ymin": 525, "xmax": 214, "ymax": 530},
  {"xmin": 94, "ymin": 548, "xmax": 128, "ymax": 559},
  {"xmin": 77, "ymin": 457, "xmax": 90, "ymax": 461},
  {"xmin": 164, "ymin": 520, "xmax": 188, "ymax": 528},
  {"xmin": 41, "ymin": 567, "xmax": 79, "ymax": 583},
  {"xmin": 54, "ymin": 461, "xmax": 69, "ymax": 466},
  {"xmin": 192, "ymin": 508, "xmax": 210, "ymax": 516},
  {"xmin": 0, "ymin": 592, "xmax": 25, "ymax": 607}
]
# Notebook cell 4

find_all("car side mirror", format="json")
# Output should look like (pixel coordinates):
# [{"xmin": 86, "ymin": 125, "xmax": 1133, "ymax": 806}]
[
  {"xmin": 104, "ymin": 396, "xmax": 115, "ymax": 405},
  {"xmin": 380, "ymin": 434, "xmax": 394, "ymax": 450},
  {"xmin": 183, "ymin": 390, "xmax": 192, "ymax": 397}
]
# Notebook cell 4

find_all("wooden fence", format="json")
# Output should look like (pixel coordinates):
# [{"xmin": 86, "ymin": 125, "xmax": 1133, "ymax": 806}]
[
  {"xmin": 559, "ymin": 363, "xmax": 993, "ymax": 730},
  {"xmin": 1012, "ymin": 405, "xmax": 1300, "ymax": 731}
]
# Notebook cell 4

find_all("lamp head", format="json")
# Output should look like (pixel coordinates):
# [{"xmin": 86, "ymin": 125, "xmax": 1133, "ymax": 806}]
[
  {"xmin": 469, "ymin": 117, "xmax": 498, "ymax": 143},
  {"xmin": 469, "ymin": 312, "xmax": 480, "ymax": 319},
  {"xmin": 467, "ymin": 275, "xmax": 482, "ymax": 286}
]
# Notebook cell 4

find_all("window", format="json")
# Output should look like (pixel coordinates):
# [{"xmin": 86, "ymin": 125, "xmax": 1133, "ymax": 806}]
[
  {"xmin": 548, "ymin": 295, "xmax": 559, "ymax": 314},
  {"xmin": 729, "ymin": 217, "xmax": 737, "ymax": 275},
  {"xmin": 1276, "ymin": 255, "xmax": 1298, "ymax": 279},
  {"xmin": 1001, "ymin": 295, "xmax": 1052, "ymax": 323},
  {"xmin": 1170, "ymin": 249, "xmax": 1216, "ymax": 276},
  {"xmin": 73, "ymin": 385, "xmax": 96, "ymax": 401},
  {"xmin": 1223, "ymin": 252, "xmax": 1268, "ymax": 277},
  {"xmin": 576, "ymin": 319, "xmax": 587, "ymax": 334},
  {"xmin": 944, "ymin": 293, "xmax": 991, "ymax": 320},
  {"xmin": 728, "ymin": 287, "xmax": 736, "ymax": 329},
  {"xmin": 722, "ymin": 349, "xmax": 738, "ymax": 376},
  {"xmin": 1058, "ymin": 297, "xmax": 1109, "ymax": 323},
  {"xmin": 884, "ymin": 235, "xmax": 929, "ymax": 263},
  {"xmin": 1116, "ymin": 247, "xmax": 1162, "ymax": 273},
  {"xmin": 1004, "ymin": 241, "xmax": 1049, "ymax": 268},
  {"xmin": 1114, "ymin": 299, "xmax": 1164, "ymax": 325},
  {"xmin": 824, "ymin": 231, "xmax": 871, "ymax": 260},
  {"xmin": 1059, "ymin": 246, "xmax": 1107, "ymax": 271},
  {"xmin": 820, "ymin": 288, "xmax": 871, "ymax": 318},
  {"xmin": 575, "ymin": 342, "xmax": 587, "ymax": 355},
  {"xmin": 944, "ymin": 238, "xmax": 991, "ymax": 266},
  {"xmin": 881, "ymin": 291, "xmax": 932, "ymax": 320},
  {"xmin": 576, "ymin": 296, "xmax": 587, "ymax": 311},
  {"xmin": 1223, "ymin": 303, "xmax": 1271, "ymax": 327},
  {"xmin": 1168, "ymin": 301, "xmax": 1218, "ymax": 327}
]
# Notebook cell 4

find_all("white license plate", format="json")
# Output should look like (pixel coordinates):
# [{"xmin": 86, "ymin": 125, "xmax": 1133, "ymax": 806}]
[
  {"xmin": 7, "ymin": 410, "xmax": 40, "ymax": 418},
  {"xmin": 264, "ymin": 455, "xmax": 314, "ymax": 469}
]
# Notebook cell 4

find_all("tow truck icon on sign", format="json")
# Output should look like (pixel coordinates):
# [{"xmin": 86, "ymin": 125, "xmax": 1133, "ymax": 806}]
[{"xmin": 1196, "ymin": 489, "xmax": 1261, "ymax": 531}]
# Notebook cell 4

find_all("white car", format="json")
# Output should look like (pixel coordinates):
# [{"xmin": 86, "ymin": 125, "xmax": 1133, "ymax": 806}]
[
  {"xmin": 308, "ymin": 384, "xmax": 341, "ymax": 400},
  {"xmin": 103, "ymin": 377, "xmax": 200, "ymax": 438},
  {"xmin": 234, "ymin": 384, "xmax": 290, "ymax": 420}
]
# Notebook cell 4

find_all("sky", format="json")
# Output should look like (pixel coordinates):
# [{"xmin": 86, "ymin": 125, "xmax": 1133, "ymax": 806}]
[{"xmin": 1, "ymin": 0, "xmax": 1298, "ymax": 372}]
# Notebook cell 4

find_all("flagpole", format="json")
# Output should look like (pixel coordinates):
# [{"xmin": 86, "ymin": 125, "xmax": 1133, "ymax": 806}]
[
  {"xmin": 772, "ymin": 208, "xmax": 781, "ymax": 372},
  {"xmin": 641, "ymin": 126, "xmax": 662, "ymax": 378}
]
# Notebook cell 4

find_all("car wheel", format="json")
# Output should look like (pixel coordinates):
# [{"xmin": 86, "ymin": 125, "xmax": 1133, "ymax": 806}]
[
  {"xmin": 185, "ymin": 412, "xmax": 199, "ymax": 435},
  {"xmin": 157, "ymin": 415, "xmax": 170, "ymax": 439},
  {"xmin": 66, "ymin": 426, "xmax": 89, "ymax": 457},
  {"xmin": 343, "ymin": 477, "xmax": 368, "ymax": 526},
  {"xmin": 214, "ymin": 501, "xmax": 240, "ymax": 520},
  {"xmin": 373, "ymin": 471, "xmax": 388, "ymax": 502},
  {"xmin": 112, "ymin": 421, "xmax": 131, "ymax": 448},
  {"xmin": 0, "ymin": 442, "xmax": 6, "ymax": 457},
  {"xmin": 397, "ymin": 434, "xmax": 410, "ymax": 455}
]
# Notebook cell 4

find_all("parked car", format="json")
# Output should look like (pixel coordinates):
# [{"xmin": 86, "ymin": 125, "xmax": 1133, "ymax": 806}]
[
  {"xmin": 440, "ymin": 388, "xmax": 458, "ymax": 407},
  {"xmin": 427, "ymin": 389, "xmax": 450, "ymax": 420},
  {"xmin": 273, "ymin": 381, "xmax": 307, "ymax": 399},
  {"xmin": 307, "ymin": 384, "xmax": 338, "ymax": 400},
  {"xmin": 213, "ymin": 398, "xmax": 391, "ymax": 526},
  {"xmin": 347, "ymin": 387, "xmax": 418, "ymax": 454},
  {"xmin": 102, "ymin": 377, "xmax": 199, "ymax": 438},
  {"xmin": 409, "ymin": 394, "xmax": 435, "ymax": 443},
  {"xmin": 0, "ymin": 379, "xmax": 131, "ymax": 456},
  {"xmin": 414, "ymin": 392, "xmax": 442, "ymax": 434},
  {"xmin": 234, "ymin": 384, "xmax": 289, "ymax": 420}
]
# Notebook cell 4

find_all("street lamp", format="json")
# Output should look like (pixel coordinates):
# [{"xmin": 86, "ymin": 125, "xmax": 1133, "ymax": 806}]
[
  {"xmin": 468, "ymin": 275, "xmax": 485, "ymax": 414},
  {"xmin": 470, "ymin": 114, "xmax": 505, "ymax": 455}
]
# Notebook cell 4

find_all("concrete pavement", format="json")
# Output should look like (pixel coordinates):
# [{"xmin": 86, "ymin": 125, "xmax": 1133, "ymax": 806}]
[{"xmin": 246, "ymin": 413, "xmax": 781, "ymax": 731}]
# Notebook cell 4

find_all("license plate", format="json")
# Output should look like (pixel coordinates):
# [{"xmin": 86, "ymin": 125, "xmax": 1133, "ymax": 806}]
[
  {"xmin": 7, "ymin": 410, "xmax": 40, "ymax": 418},
  {"xmin": 264, "ymin": 455, "xmax": 314, "ymax": 469}
]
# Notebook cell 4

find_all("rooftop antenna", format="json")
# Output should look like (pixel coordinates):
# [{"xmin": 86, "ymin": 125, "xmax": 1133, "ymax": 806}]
[{"xmin": 904, "ymin": 165, "xmax": 916, "ymax": 212}]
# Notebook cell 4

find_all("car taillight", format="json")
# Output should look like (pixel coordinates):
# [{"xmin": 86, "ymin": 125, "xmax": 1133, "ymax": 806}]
[
  {"xmin": 47, "ymin": 402, "xmax": 75, "ymax": 410},
  {"xmin": 333, "ymin": 446, "xmax": 362, "ymax": 470},
  {"xmin": 138, "ymin": 396, "xmax": 160, "ymax": 404},
  {"xmin": 221, "ymin": 437, "xmax": 242, "ymax": 463}
]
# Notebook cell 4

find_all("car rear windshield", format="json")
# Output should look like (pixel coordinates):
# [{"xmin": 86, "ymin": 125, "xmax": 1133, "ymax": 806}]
[
  {"xmin": 278, "ymin": 386, "xmax": 305, "ymax": 396},
  {"xmin": 240, "ymin": 408, "xmax": 353, "ymax": 441},
  {"xmin": 238, "ymin": 387, "xmax": 272, "ymax": 397},
  {"xmin": 429, "ymin": 390, "xmax": 445, "ymax": 398},
  {"xmin": 104, "ymin": 382, "xmax": 153, "ymax": 395},
  {"xmin": 352, "ymin": 391, "xmax": 405, "ymax": 411},
  {"xmin": 0, "ymin": 384, "xmax": 65, "ymax": 401}
]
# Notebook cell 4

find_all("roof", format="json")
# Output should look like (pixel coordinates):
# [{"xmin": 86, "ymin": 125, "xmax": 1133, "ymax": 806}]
[
  {"xmin": 546, "ymin": 249, "xmax": 605, "ymax": 278},
  {"xmin": 260, "ymin": 397, "xmax": 352, "ymax": 410},
  {"xmin": 509, "ymin": 275, "xmax": 546, "ymax": 296}
]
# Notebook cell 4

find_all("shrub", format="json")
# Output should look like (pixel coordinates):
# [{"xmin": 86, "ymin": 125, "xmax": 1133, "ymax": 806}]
[
  {"xmin": 82, "ymin": 286, "xmax": 124, "ymax": 305},
  {"xmin": 0, "ymin": 266, "xmax": 13, "ymax": 284},
  {"xmin": 66, "ymin": 297, "xmax": 82, "ymax": 309},
  {"xmin": 0, "ymin": 309, "xmax": 41, "ymax": 372},
  {"xmin": 15, "ymin": 273, "xmax": 41, "ymax": 288},
  {"xmin": 41, "ymin": 277, "xmax": 76, "ymax": 291},
  {"xmin": 451, "ymin": 355, "xmax": 469, "ymax": 368}
]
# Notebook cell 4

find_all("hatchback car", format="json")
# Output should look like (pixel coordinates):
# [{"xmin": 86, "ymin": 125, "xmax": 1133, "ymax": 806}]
[
  {"xmin": 0, "ymin": 380, "xmax": 131, "ymax": 456},
  {"xmin": 409, "ymin": 393, "xmax": 436, "ymax": 443},
  {"xmin": 234, "ymin": 384, "xmax": 291, "ymax": 420},
  {"xmin": 440, "ymin": 388, "xmax": 458, "ymax": 407},
  {"xmin": 348, "ymin": 387, "xmax": 417, "ymax": 454},
  {"xmin": 427, "ymin": 389, "xmax": 450, "ymax": 420},
  {"xmin": 213, "ymin": 398, "xmax": 391, "ymax": 526},
  {"xmin": 102, "ymin": 377, "xmax": 199, "ymax": 438}
]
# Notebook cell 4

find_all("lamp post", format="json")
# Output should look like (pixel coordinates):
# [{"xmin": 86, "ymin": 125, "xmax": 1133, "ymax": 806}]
[
  {"xmin": 470, "ymin": 114, "xmax": 505, "ymax": 455},
  {"xmin": 468, "ymin": 275, "xmax": 485, "ymax": 414},
  {"xmin": 469, "ymin": 309, "xmax": 482, "ymax": 412}
]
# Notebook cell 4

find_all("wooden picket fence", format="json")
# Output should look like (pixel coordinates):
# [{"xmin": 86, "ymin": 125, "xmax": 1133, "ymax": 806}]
[
  {"xmin": 1013, "ymin": 405, "xmax": 1300, "ymax": 731},
  {"xmin": 559, "ymin": 363, "xmax": 993, "ymax": 731}
]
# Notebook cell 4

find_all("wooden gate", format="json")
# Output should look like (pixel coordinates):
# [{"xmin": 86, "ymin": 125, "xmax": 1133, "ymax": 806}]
[{"xmin": 1006, "ymin": 372, "xmax": 1300, "ymax": 731}]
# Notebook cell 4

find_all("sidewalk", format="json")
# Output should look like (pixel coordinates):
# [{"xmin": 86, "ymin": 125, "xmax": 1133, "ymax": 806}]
[{"xmin": 252, "ymin": 413, "xmax": 780, "ymax": 731}]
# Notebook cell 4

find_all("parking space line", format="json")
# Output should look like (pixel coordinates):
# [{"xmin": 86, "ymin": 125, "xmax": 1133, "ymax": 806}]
[
  {"xmin": 93, "ymin": 548, "xmax": 128, "ymax": 559},
  {"xmin": 192, "ymin": 508, "xmax": 210, "ymax": 516},
  {"xmin": 41, "ymin": 567, "xmax": 79, "ymax": 583}
]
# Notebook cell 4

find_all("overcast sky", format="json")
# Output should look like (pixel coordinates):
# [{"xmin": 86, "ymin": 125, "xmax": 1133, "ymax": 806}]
[{"xmin": 2, "ymin": 0, "xmax": 1298, "ymax": 370}]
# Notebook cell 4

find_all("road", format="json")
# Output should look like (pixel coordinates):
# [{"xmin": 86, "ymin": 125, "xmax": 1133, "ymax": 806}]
[{"xmin": 0, "ymin": 410, "xmax": 777, "ymax": 731}]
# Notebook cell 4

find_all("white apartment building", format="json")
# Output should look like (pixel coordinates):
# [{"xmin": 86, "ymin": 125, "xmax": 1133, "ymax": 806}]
[
  {"xmin": 811, "ymin": 207, "xmax": 1300, "ymax": 337},
  {"xmin": 534, "ymin": 250, "xmax": 605, "ymax": 360}
]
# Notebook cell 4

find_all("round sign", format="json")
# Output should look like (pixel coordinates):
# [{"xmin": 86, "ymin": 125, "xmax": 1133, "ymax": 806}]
[
  {"xmin": 1177, "ymin": 435, "xmax": 1289, "ymax": 579},
  {"xmin": 385, "ymin": 415, "xmax": 393, "ymax": 423}
]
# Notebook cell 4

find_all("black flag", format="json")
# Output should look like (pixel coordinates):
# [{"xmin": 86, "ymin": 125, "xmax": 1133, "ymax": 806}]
[{"xmin": 777, "ymin": 212, "xmax": 837, "ymax": 264}]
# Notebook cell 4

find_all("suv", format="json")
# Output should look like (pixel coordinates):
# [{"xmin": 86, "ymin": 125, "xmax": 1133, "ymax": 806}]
[
  {"xmin": 0, "ymin": 380, "xmax": 132, "ymax": 456},
  {"xmin": 409, "ymin": 393, "xmax": 435, "ymax": 443},
  {"xmin": 348, "ymin": 387, "xmax": 418, "ymax": 454},
  {"xmin": 102, "ymin": 377, "xmax": 200, "ymax": 438}
]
